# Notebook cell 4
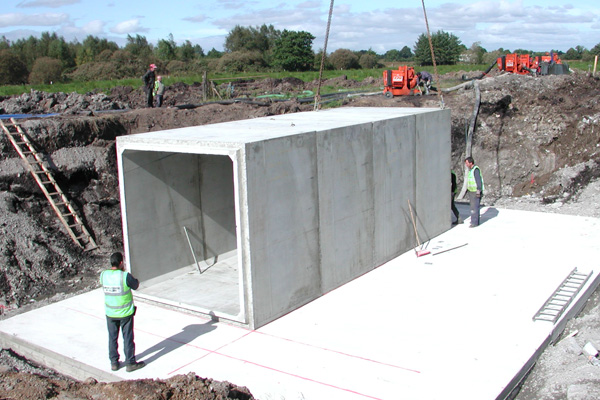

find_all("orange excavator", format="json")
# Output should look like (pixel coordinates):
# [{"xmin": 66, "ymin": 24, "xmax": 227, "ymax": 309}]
[{"xmin": 383, "ymin": 66, "xmax": 422, "ymax": 97}]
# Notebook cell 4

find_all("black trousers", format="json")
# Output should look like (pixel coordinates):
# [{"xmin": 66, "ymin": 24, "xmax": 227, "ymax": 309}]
[
  {"xmin": 451, "ymin": 194, "xmax": 460, "ymax": 222},
  {"xmin": 144, "ymin": 87, "xmax": 154, "ymax": 107},
  {"xmin": 107, "ymin": 314, "xmax": 136, "ymax": 365}
]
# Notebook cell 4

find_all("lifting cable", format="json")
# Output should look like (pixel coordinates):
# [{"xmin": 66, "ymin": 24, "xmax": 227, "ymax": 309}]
[
  {"xmin": 421, "ymin": 0, "xmax": 445, "ymax": 109},
  {"xmin": 314, "ymin": 0, "xmax": 335, "ymax": 111}
]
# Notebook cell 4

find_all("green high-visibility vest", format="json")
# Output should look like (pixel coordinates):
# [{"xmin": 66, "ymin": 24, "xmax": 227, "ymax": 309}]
[
  {"xmin": 100, "ymin": 269, "xmax": 134, "ymax": 318},
  {"xmin": 467, "ymin": 166, "xmax": 485, "ymax": 192}
]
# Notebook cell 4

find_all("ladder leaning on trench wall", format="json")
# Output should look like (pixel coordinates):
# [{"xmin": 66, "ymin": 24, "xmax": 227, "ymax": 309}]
[{"xmin": 0, "ymin": 117, "xmax": 97, "ymax": 251}]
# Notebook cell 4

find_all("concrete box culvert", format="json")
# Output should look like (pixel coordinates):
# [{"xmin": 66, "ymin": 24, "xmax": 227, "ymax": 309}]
[{"xmin": 116, "ymin": 107, "xmax": 451, "ymax": 329}]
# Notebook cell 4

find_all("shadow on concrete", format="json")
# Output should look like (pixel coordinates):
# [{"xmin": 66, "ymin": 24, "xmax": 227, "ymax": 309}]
[
  {"xmin": 136, "ymin": 319, "xmax": 217, "ymax": 365},
  {"xmin": 450, "ymin": 202, "xmax": 471, "ymax": 227},
  {"xmin": 453, "ymin": 203, "xmax": 499, "ymax": 226},
  {"xmin": 481, "ymin": 207, "xmax": 500, "ymax": 225}
]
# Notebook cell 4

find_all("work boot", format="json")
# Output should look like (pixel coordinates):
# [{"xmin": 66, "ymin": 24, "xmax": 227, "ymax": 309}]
[
  {"xmin": 111, "ymin": 362, "xmax": 119, "ymax": 371},
  {"xmin": 126, "ymin": 361, "xmax": 145, "ymax": 372}
]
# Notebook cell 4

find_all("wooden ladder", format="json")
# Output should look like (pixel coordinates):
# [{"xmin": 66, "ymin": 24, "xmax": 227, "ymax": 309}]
[{"xmin": 0, "ymin": 118, "xmax": 98, "ymax": 251}]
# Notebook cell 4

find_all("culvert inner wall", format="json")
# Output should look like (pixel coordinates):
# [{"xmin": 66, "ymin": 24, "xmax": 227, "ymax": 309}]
[{"xmin": 120, "ymin": 151, "xmax": 236, "ymax": 283}]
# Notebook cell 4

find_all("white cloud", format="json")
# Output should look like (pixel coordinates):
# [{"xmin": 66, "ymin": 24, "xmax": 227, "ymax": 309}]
[
  {"xmin": 16, "ymin": 0, "xmax": 79, "ymax": 8},
  {"xmin": 0, "ymin": 13, "xmax": 69, "ymax": 28},
  {"xmin": 218, "ymin": 0, "xmax": 250, "ymax": 10},
  {"xmin": 183, "ymin": 15, "xmax": 208, "ymax": 23},
  {"xmin": 110, "ymin": 19, "xmax": 148, "ymax": 34},
  {"xmin": 82, "ymin": 20, "xmax": 105, "ymax": 35}
]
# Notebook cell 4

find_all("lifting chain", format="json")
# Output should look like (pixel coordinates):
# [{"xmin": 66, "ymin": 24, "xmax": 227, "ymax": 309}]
[{"xmin": 314, "ymin": 0, "xmax": 335, "ymax": 111}]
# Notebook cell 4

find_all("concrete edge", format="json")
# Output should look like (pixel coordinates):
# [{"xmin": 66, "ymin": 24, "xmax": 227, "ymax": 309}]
[
  {"xmin": 550, "ymin": 270, "xmax": 600, "ymax": 344},
  {"xmin": 0, "ymin": 331, "xmax": 120, "ymax": 383},
  {"xmin": 496, "ymin": 270, "xmax": 600, "ymax": 400}
]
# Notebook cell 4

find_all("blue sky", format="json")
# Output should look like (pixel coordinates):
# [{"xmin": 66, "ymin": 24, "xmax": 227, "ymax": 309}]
[{"xmin": 1, "ymin": 0, "xmax": 598, "ymax": 53}]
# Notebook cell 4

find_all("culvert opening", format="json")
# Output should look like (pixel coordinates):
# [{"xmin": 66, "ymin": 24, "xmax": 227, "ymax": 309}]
[{"xmin": 121, "ymin": 150, "xmax": 241, "ymax": 321}]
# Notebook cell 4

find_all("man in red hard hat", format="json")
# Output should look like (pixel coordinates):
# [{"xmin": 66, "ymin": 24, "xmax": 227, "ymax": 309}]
[{"xmin": 142, "ymin": 64, "xmax": 157, "ymax": 107}]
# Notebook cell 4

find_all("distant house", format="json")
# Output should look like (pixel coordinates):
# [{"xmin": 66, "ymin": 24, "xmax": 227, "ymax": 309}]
[{"xmin": 460, "ymin": 51, "xmax": 478, "ymax": 64}]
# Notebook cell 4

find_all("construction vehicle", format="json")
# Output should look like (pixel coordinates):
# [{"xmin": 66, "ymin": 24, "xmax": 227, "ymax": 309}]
[
  {"xmin": 496, "ymin": 52, "xmax": 569, "ymax": 76},
  {"xmin": 383, "ymin": 66, "xmax": 422, "ymax": 97}
]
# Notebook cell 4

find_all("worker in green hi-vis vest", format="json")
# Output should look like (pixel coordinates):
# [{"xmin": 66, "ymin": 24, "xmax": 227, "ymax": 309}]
[
  {"xmin": 100, "ymin": 252, "xmax": 145, "ymax": 372},
  {"xmin": 465, "ymin": 156, "xmax": 484, "ymax": 228}
]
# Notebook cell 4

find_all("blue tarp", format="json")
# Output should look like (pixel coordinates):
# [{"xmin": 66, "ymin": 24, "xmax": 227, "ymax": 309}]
[{"xmin": 0, "ymin": 113, "xmax": 59, "ymax": 120}]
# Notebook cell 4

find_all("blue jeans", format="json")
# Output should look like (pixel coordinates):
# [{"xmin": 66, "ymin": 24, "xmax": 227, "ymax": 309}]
[{"xmin": 107, "ymin": 314, "xmax": 136, "ymax": 365}]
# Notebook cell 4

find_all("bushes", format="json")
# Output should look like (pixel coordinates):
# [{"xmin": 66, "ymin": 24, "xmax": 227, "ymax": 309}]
[
  {"xmin": 68, "ymin": 62, "xmax": 118, "ymax": 81},
  {"xmin": 0, "ymin": 49, "xmax": 28, "ymax": 85},
  {"xmin": 217, "ymin": 51, "xmax": 267, "ymax": 73},
  {"xmin": 359, "ymin": 53, "xmax": 379, "ymax": 69},
  {"xmin": 29, "ymin": 57, "xmax": 63, "ymax": 84},
  {"xmin": 165, "ymin": 59, "xmax": 209, "ymax": 75},
  {"xmin": 329, "ymin": 49, "xmax": 360, "ymax": 70}
]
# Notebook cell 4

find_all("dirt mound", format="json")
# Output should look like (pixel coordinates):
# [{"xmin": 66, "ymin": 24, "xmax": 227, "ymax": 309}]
[
  {"xmin": 1, "ymin": 70, "xmax": 600, "ymax": 399},
  {"xmin": 0, "ymin": 90, "xmax": 129, "ymax": 115},
  {"xmin": 0, "ymin": 350, "xmax": 254, "ymax": 400}
]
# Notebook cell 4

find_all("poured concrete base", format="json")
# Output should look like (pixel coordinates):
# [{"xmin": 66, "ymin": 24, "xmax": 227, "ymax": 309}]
[{"xmin": 2, "ymin": 207, "xmax": 600, "ymax": 399}]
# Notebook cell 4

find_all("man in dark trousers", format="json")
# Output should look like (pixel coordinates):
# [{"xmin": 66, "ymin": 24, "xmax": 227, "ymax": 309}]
[
  {"xmin": 465, "ymin": 156, "xmax": 484, "ymax": 227},
  {"xmin": 100, "ymin": 252, "xmax": 145, "ymax": 372},
  {"xmin": 142, "ymin": 63, "xmax": 156, "ymax": 107},
  {"xmin": 451, "ymin": 170, "xmax": 461, "ymax": 224}
]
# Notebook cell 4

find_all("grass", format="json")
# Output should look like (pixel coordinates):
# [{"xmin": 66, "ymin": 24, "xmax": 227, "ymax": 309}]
[
  {"xmin": 566, "ymin": 60, "xmax": 598, "ymax": 72},
  {"xmin": 1, "ymin": 61, "xmax": 594, "ymax": 98},
  {"xmin": 0, "ymin": 78, "xmax": 142, "ymax": 97}
]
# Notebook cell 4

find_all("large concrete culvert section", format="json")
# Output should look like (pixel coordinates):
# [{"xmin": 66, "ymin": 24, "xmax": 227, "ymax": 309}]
[{"xmin": 116, "ymin": 107, "xmax": 451, "ymax": 329}]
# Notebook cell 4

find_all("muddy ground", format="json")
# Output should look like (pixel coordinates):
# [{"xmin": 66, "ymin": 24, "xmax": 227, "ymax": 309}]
[{"xmin": 0, "ymin": 69, "xmax": 599, "ymax": 399}]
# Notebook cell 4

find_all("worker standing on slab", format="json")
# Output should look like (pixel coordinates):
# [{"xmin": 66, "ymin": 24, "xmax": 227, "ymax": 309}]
[
  {"xmin": 100, "ymin": 252, "xmax": 145, "ymax": 372},
  {"xmin": 465, "ymin": 157, "xmax": 484, "ymax": 228},
  {"xmin": 451, "ymin": 170, "xmax": 461, "ymax": 224}
]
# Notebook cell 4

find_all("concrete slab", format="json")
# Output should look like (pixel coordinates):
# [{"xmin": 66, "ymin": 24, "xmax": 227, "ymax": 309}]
[{"xmin": 2, "ymin": 206, "xmax": 600, "ymax": 400}]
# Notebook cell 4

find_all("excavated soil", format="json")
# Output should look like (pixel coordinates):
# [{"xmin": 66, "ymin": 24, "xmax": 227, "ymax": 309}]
[{"xmin": 0, "ymin": 70, "xmax": 599, "ymax": 399}]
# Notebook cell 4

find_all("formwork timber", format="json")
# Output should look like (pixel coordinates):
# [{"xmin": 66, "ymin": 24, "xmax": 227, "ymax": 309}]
[
  {"xmin": 1, "ymin": 206, "xmax": 599, "ymax": 400},
  {"xmin": 116, "ymin": 107, "xmax": 450, "ymax": 329}
]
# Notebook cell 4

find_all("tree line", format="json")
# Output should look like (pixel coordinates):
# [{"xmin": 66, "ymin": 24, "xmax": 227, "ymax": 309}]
[{"xmin": 1, "ymin": 25, "xmax": 599, "ymax": 86}]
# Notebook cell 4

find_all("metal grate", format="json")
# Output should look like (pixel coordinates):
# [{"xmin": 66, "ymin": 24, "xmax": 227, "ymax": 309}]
[{"xmin": 533, "ymin": 268, "xmax": 592, "ymax": 323}]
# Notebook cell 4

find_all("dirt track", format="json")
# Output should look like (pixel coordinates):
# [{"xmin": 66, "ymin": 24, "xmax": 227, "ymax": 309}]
[{"xmin": 1, "ymin": 70, "xmax": 600, "ymax": 399}]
